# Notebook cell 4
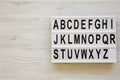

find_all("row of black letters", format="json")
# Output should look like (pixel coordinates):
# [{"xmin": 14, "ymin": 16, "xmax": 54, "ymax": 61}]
[
  {"xmin": 53, "ymin": 19, "xmax": 113, "ymax": 30},
  {"xmin": 53, "ymin": 34, "xmax": 115, "ymax": 45},
  {"xmin": 53, "ymin": 48, "xmax": 108, "ymax": 59}
]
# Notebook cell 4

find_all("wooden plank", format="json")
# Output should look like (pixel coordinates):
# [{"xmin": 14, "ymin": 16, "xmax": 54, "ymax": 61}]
[{"xmin": 0, "ymin": 0, "xmax": 119, "ymax": 80}]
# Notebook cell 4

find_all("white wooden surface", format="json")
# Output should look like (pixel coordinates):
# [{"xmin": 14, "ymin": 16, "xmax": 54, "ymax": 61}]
[{"xmin": 0, "ymin": 0, "xmax": 120, "ymax": 80}]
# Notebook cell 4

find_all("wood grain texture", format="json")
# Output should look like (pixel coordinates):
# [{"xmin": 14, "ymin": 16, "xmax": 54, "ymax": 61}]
[{"xmin": 0, "ymin": 0, "xmax": 120, "ymax": 80}]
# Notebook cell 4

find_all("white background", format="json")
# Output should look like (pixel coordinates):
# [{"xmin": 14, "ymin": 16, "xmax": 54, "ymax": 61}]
[{"xmin": 0, "ymin": 0, "xmax": 120, "ymax": 80}]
